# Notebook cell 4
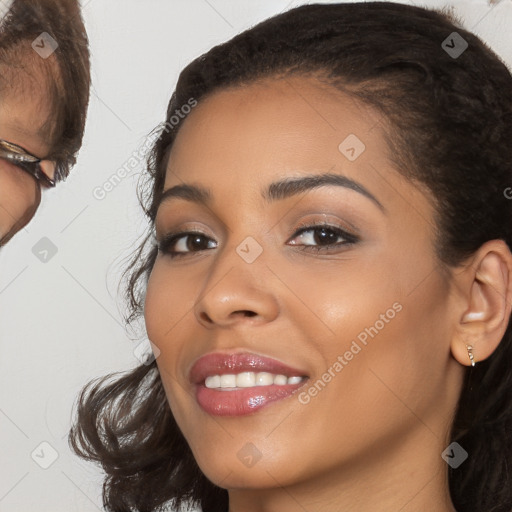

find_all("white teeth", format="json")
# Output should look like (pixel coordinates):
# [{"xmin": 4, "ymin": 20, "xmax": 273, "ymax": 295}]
[
  {"xmin": 273, "ymin": 374, "xmax": 288, "ymax": 385},
  {"xmin": 205, "ymin": 375, "xmax": 221, "ymax": 388},
  {"xmin": 220, "ymin": 374, "xmax": 236, "ymax": 388},
  {"xmin": 237, "ymin": 372, "xmax": 256, "ymax": 387},
  {"xmin": 256, "ymin": 372, "xmax": 274, "ymax": 386},
  {"xmin": 204, "ymin": 372, "xmax": 304, "ymax": 389}
]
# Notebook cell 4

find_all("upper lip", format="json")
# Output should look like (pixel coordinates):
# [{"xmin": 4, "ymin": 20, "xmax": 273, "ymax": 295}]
[{"xmin": 189, "ymin": 352, "xmax": 309, "ymax": 385}]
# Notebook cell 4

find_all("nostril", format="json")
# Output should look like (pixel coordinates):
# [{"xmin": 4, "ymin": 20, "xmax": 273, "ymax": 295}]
[
  {"xmin": 199, "ymin": 311, "xmax": 213, "ymax": 323},
  {"xmin": 233, "ymin": 310, "xmax": 257, "ymax": 318},
  {"xmin": 197, "ymin": 309, "xmax": 258, "ymax": 325}
]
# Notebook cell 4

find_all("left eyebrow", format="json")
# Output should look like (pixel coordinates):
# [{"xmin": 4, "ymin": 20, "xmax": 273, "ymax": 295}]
[
  {"xmin": 263, "ymin": 173, "xmax": 385, "ymax": 212},
  {"xmin": 158, "ymin": 172, "xmax": 385, "ymax": 213}
]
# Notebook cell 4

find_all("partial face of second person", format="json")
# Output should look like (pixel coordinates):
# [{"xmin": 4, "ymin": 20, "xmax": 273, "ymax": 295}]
[
  {"xmin": 0, "ymin": 58, "xmax": 54, "ymax": 244},
  {"xmin": 144, "ymin": 77, "xmax": 467, "ymax": 497}
]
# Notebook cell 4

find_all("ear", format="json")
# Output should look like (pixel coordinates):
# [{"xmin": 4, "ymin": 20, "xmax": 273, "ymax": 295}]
[{"xmin": 451, "ymin": 240, "xmax": 512, "ymax": 366}]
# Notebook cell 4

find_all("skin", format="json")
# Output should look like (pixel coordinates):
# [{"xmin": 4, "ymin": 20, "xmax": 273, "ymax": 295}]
[
  {"xmin": 0, "ymin": 61, "xmax": 54, "ymax": 245},
  {"xmin": 144, "ymin": 76, "xmax": 512, "ymax": 512}
]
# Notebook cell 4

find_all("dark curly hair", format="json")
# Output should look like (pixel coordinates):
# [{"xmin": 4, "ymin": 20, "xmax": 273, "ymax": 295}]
[
  {"xmin": 0, "ymin": 0, "xmax": 91, "ymax": 179},
  {"xmin": 69, "ymin": 2, "xmax": 512, "ymax": 511}
]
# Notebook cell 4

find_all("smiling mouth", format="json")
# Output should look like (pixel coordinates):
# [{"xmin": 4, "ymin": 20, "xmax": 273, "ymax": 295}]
[{"xmin": 189, "ymin": 352, "xmax": 309, "ymax": 416}]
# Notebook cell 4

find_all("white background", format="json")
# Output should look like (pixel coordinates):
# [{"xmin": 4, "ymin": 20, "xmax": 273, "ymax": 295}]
[{"xmin": 0, "ymin": 0, "xmax": 510, "ymax": 510}]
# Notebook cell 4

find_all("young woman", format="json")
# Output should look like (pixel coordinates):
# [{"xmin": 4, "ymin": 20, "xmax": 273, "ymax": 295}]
[
  {"xmin": 70, "ymin": 3, "xmax": 512, "ymax": 511},
  {"xmin": 0, "ymin": 0, "xmax": 90, "ymax": 245}
]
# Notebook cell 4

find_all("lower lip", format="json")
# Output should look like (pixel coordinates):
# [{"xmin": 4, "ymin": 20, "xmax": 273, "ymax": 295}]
[{"xmin": 195, "ymin": 382, "xmax": 306, "ymax": 416}]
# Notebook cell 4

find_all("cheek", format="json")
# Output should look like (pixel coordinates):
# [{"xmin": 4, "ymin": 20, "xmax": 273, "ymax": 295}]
[
  {"xmin": 144, "ymin": 261, "xmax": 201, "ymax": 371},
  {"xmin": 284, "ymin": 250, "xmax": 451, "ymax": 412},
  {"xmin": 144, "ymin": 267, "xmax": 165, "ymax": 342},
  {"xmin": 144, "ymin": 267, "xmax": 190, "ymax": 413},
  {"xmin": 327, "ymin": 270, "xmax": 452, "ymax": 427},
  {"xmin": 267, "ymin": 252, "xmax": 406, "ymax": 353},
  {"xmin": 284, "ymin": 277, "xmax": 450, "ymax": 469},
  {"xmin": 0, "ymin": 163, "xmax": 40, "ymax": 235},
  {"xmin": 145, "ymin": 261, "xmax": 187, "ymax": 336}
]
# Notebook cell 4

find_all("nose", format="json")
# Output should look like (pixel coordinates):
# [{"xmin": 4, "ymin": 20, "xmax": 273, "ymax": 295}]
[{"xmin": 193, "ymin": 242, "xmax": 280, "ymax": 329}]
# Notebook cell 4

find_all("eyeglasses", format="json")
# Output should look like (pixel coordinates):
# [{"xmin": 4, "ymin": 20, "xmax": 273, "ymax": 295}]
[{"xmin": 0, "ymin": 139, "xmax": 63, "ymax": 188}]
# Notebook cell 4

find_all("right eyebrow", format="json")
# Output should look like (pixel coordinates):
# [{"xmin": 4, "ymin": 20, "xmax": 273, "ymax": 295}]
[{"xmin": 262, "ymin": 173, "xmax": 385, "ymax": 212}]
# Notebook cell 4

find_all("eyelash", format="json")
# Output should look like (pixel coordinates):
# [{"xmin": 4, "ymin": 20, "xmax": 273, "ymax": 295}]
[{"xmin": 157, "ymin": 222, "xmax": 359, "ymax": 259}]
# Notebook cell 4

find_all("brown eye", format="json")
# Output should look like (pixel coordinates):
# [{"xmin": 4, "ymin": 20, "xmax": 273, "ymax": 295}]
[
  {"xmin": 158, "ymin": 231, "xmax": 217, "ymax": 258},
  {"xmin": 288, "ymin": 224, "xmax": 358, "ymax": 253}
]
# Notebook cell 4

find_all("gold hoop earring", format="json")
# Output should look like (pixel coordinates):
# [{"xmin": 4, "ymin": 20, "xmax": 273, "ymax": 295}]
[{"xmin": 466, "ymin": 344, "xmax": 476, "ymax": 367}]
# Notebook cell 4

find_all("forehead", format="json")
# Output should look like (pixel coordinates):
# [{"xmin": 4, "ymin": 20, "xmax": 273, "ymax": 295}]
[
  {"xmin": 0, "ymin": 55, "xmax": 56, "ymax": 156},
  {"xmin": 165, "ymin": 76, "xmax": 391, "ymax": 185}
]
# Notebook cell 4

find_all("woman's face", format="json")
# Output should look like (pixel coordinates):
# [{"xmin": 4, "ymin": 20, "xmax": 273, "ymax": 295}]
[
  {"xmin": 0, "ymin": 71, "xmax": 52, "ymax": 244},
  {"xmin": 145, "ymin": 76, "xmax": 465, "ymax": 491}
]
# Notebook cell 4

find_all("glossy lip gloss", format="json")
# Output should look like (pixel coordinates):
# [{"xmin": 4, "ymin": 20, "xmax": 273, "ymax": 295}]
[{"xmin": 189, "ymin": 352, "xmax": 309, "ymax": 416}]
